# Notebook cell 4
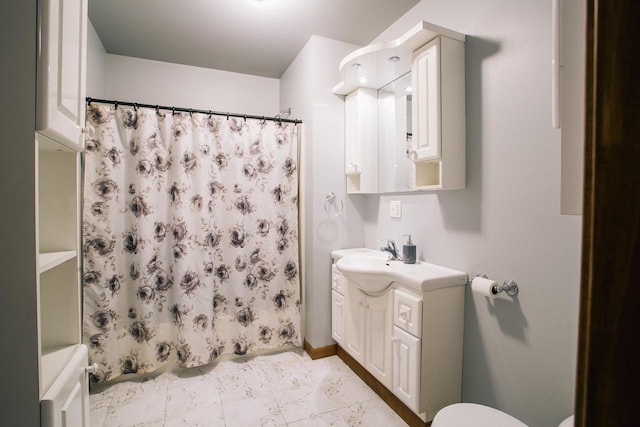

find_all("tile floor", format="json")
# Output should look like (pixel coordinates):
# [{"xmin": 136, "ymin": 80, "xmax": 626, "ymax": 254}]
[{"xmin": 90, "ymin": 349, "xmax": 409, "ymax": 426}]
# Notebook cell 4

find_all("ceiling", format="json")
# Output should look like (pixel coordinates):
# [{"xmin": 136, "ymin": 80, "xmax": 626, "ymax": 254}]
[{"xmin": 88, "ymin": 0, "xmax": 420, "ymax": 79}]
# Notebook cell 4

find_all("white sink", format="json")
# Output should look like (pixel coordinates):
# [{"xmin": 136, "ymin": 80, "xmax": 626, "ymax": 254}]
[
  {"xmin": 335, "ymin": 257, "xmax": 396, "ymax": 293},
  {"xmin": 336, "ymin": 255, "xmax": 468, "ymax": 293}
]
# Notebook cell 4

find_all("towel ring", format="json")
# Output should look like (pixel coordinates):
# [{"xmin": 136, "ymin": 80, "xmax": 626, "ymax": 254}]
[{"xmin": 324, "ymin": 192, "xmax": 344, "ymax": 217}]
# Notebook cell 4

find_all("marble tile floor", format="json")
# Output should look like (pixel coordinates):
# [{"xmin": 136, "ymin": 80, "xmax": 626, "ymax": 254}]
[{"xmin": 90, "ymin": 349, "xmax": 409, "ymax": 427}]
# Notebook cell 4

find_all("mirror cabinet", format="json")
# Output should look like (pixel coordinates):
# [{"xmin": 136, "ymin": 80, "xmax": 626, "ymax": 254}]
[{"xmin": 334, "ymin": 21, "xmax": 466, "ymax": 194}]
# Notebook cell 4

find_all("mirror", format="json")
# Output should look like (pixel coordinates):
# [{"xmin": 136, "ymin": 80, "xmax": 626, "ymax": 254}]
[{"xmin": 377, "ymin": 72, "xmax": 415, "ymax": 193}]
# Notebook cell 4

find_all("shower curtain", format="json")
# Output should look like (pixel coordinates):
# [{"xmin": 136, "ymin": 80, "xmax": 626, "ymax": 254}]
[{"xmin": 82, "ymin": 104, "xmax": 301, "ymax": 384}]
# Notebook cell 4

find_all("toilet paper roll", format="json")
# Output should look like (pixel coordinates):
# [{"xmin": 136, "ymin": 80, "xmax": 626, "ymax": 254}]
[{"xmin": 471, "ymin": 276, "xmax": 500, "ymax": 298}]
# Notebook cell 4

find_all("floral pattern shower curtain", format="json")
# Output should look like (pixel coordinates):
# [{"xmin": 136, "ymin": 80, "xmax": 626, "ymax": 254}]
[{"xmin": 83, "ymin": 104, "xmax": 301, "ymax": 384}]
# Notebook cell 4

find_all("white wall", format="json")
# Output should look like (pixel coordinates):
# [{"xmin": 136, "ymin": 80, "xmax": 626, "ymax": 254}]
[
  {"xmin": 280, "ymin": 36, "xmax": 366, "ymax": 347},
  {"xmin": 104, "ymin": 55, "xmax": 279, "ymax": 115},
  {"xmin": 361, "ymin": 1, "xmax": 581, "ymax": 426}
]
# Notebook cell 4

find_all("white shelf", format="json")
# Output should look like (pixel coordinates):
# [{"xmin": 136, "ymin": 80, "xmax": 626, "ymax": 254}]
[
  {"xmin": 39, "ymin": 251, "xmax": 77, "ymax": 274},
  {"xmin": 41, "ymin": 344, "xmax": 80, "ymax": 395}
]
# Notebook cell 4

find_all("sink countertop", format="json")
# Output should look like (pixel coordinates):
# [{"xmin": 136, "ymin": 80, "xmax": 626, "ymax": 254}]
[{"xmin": 333, "ymin": 248, "xmax": 468, "ymax": 293}]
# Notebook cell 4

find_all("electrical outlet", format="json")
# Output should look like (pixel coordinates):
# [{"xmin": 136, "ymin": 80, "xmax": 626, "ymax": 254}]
[{"xmin": 390, "ymin": 200, "xmax": 402, "ymax": 219}]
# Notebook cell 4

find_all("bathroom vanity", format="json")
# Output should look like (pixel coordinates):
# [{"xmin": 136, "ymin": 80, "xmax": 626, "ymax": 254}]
[{"xmin": 331, "ymin": 248, "xmax": 467, "ymax": 424}]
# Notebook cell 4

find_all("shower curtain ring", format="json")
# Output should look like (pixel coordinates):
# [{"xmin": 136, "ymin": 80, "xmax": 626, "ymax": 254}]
[
  {"xmin": 226, "ymin": 113, "xmax": 229, "ymax": 120},
  {"xmin": 133, "ymin": 103, "xmax": 138, "ymax": 111},
  {"xmin": 189, "ymin": 109, "xmax": 193, "ymax": 117},
  {"xmin": 155, "ymin": 105, "xmax": 160, "ymax": 114},
  {"xmin": 172, "ymin": 107, "xmax": 176, "ymax": 115},
  {"xmin": 243, "ymin": 114, "xmax": 247, "ymax": 122},
  {"xmin": 208, "ymin": 110, "xmax": 212, "ymax": 118},
  {"xmin": 114, "ymin": 101, "xmax": 119, "ymax": 110}
]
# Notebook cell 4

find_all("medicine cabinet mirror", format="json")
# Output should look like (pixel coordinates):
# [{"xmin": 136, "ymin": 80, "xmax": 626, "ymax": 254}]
[{"xmin": 377, "ymin": 72, "xmax": 414, "ymax": 193}]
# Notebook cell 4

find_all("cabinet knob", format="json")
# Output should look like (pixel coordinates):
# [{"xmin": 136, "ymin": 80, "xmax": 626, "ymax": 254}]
[
  {"xmin": 82, "ymin": 125, "xmax": 95, "ymax": 138},
  {"xmin": 85, "ymin": 363, "xmax": 99, "ymax": 375}
]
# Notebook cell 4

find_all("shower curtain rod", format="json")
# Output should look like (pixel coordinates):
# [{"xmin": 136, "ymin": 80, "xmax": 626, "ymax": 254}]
[{"xmin": 86, "ymin": 97, "xmax": 302, "ymax": 124}]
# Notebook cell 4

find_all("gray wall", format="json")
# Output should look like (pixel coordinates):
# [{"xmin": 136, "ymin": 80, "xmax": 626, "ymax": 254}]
[
  {"xmin": 87, "ymin": 21, "xmax": 107, "ymax": 99},
  {"xmin": 361, "ymin": 1, "xmax": 581, "ymax": 426},
  {"xmin": 86, "ymin": 22, "xmax": 280, "ymax": 115},
  {"xmin": 0, "ymin": 1, "xmax": 41, "ymax": 425}
]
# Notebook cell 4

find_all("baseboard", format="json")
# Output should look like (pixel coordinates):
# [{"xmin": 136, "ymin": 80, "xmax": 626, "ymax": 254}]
[
  {"xmin": 336, "ymin": 346, "xmax": 431, "ymax": 427},
  {"xmin": 303, "ymin": 340, "xmax": 338, "ymax": 360}
]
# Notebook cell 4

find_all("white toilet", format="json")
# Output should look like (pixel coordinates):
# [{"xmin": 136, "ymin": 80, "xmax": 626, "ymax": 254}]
[{"xmin": 432, "ymin": 403, "xmax": 574, "ymax": 427}]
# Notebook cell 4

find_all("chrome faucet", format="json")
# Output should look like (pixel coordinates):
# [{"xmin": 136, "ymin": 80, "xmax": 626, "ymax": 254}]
[{"xmin": 380, "ymin": 239, "xmax": 401, "ymax": 260}]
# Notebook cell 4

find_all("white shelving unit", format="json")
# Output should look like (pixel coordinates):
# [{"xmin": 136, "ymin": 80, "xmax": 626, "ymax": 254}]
[{"xmin": 37, "ymin": 136, "xmax": 83, "ymax": 397}]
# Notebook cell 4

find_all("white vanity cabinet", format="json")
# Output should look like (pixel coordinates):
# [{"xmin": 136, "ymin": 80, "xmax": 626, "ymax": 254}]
[
  {"xmin": 37, "ymin": 0, "xmax": 88, "ymax": 151},
  {"xmin": 38, "ymin": 136, "xmax": 88, "ymax": 427},
  {"xmin": 344, "ymin": 88, "xmax": 379, "ymax": 193},
  {"xmin": 330, "ymin": 249, "xmax": 466, "ymax": 424},
  {"xmin": 411, "ymin": 36, "xmax": 466, "ymax": 190}
]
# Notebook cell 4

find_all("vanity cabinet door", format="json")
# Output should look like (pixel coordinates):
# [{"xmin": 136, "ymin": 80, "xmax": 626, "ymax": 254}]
[
  {"xmin": 344, "ymin": 284, "xmax": 366, "ymax": 365},
  {"xmin": 393, "ymin": 326, "xmax": 421, "ymax": 412},
  {"xmin": 364, "ymin": 291, "xmax": 393, "ymax": 389},
  {"xmin": 412, "ymin": 37, "xmax": 441, "ymax": 162},
  {"xmin": 37, "ymin": 0, "xmax": 88, "ymax": 150},
  {"xmin": 331, "ymin": 290, "xmax": 345, "ymax": 345}
]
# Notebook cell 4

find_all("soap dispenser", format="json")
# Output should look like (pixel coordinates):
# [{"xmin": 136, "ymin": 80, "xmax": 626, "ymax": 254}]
[{"xmin": 402, "ymin": 234, "xmax": 416, "ymax": 264}]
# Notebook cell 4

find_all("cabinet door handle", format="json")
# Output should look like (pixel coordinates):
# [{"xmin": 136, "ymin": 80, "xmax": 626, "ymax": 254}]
[
  {"xmin": 82, "ymin": 125, "xmax": 95, "ymax": 138},
  {"xmin": 85, "ymin": 363, "xmax": 99, "ymax": 374}
]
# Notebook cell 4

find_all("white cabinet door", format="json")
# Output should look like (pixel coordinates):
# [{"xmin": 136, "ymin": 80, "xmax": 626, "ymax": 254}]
[
  {"xmin": 41, "ymin": 345, "xmax": 90, "ymax": 427},
  {"xmin": 344, "ymin": 284, "xmax": 366, "ymax": 365},
  {"xmin": 37, "ymin": 0, "xmax": 88, "ymax": 150},
  {"xmin": 364, "ymin": 291, "xmax": 393, "ymax": 389},
  {"xmin": 393, "ymin": 326, "xmax": 421, "ymax": 412},
  {"xmin": 331, "ymin": 290, "xmax": 345, "ymax": 345},
  {"xmin": 411, "ymin": 37, "xmax": 441, "ymax": 161}
]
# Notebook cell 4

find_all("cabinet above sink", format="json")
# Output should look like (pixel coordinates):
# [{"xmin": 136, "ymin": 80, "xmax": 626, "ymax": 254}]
[{"xmin": 335, "ymin": 21, "xmax": 466, "ymax": 193}]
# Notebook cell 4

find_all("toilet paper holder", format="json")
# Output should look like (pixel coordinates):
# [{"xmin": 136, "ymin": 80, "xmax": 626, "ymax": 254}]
[{"xmin": 475, "ymin": 273, "xmax": 519, "ymax": 296}]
